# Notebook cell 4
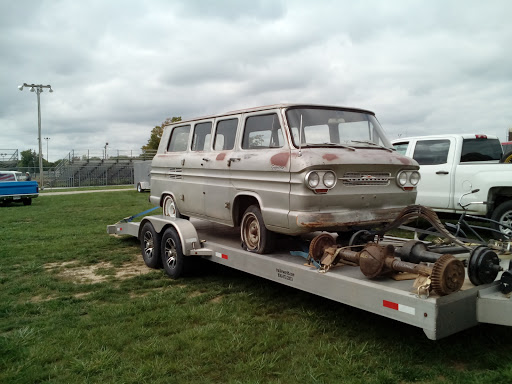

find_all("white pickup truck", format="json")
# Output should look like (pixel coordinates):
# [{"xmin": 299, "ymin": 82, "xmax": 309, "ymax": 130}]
[{"xmin": 392, "ymin": 134, "xmax": 512, "ymax": 238}]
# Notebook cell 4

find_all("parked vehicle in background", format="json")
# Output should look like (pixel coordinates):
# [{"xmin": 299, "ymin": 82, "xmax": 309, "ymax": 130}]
[
  {"xmin": 502, "ymin": 142, "xmax": 512, "ymax": 163},
  {"xmin": 392, "ymin": 134, "xmax": 512, "ymax": 238},
  {"xmin": 134, "ymin": 160, "xmax": 152, "ymax": 192},
  {"xmin": 150, "ymin": 103, "xmax": 420, "ymax": 253},
  {"xmin": 0, "ymin": 171, "xmax": 39, "ymax": 206}
]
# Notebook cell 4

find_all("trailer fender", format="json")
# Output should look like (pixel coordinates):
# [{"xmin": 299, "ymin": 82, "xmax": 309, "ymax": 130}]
[{"xmin": 139, "ymin": 215, "xmax": 200, "ymax": 256}]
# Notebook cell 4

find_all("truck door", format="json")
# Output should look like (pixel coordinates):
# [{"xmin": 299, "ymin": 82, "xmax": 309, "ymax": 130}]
[{"xmin": 410, "ymin": 138, "xmax": 454, "ymax": 209}]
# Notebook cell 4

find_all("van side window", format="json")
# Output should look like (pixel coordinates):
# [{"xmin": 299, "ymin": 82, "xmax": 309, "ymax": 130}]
[
  {"xmin": 167, "ymin": 125, "xmax": 191, "ymax": 152},
  {"xmin": 412, "ymin": 140, "xmax": 449, "ymax": 165},
  {"xmin": 242, "ymin": 113, "xmax": 283, "ymax": 149},
  {"xmin": 214, "ymin": 118, "xmax": 238, "ymax": 150},
  {"xmin": 191, "ymin": 122, "xmax": 212, "ymax": 151}
]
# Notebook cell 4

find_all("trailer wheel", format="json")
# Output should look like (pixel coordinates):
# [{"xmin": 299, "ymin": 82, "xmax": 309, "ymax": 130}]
[
  {"xmin": 241, "ymin": 205, "xmax": 275, "ymax": 254},
  {"xmin": 137, "ymin": 183, "xmax": 143, "ymax": 193},
  {"xmin": 161, "ymin": 227, "xmax": 187, "ymax": 279},
  {"xmin": 491, "ymin": 201, "xmax": 512, "ymax": 240},
  {"xmin": 140, "ymin": 222, "xmax": 161, "ymax": 269},
  {"xmin": 22, "ymin": 198, "xmax": 32, "ymax": 206}
]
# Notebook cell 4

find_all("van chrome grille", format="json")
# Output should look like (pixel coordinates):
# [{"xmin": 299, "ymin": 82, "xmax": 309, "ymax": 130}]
[
  {"xmin": 340, "ymin": 172, "xmax": 391, "ymax": 186},
  {"xmin": 169, "ymin": 168, "xmax": 182, "ymax": 179}
]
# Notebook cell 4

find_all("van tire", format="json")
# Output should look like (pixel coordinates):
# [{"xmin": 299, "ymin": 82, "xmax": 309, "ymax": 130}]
[
  {"xmin": 491, "ymin": 201, "xmax": 512, "ymax": 240},
  {"xmin": 140, "ymin": 222, "xmax": 161, "ymax": 269},
  {"xmin": 161, "ymin": 227, "xmax": 187, "ymax": 279},
  {"xmin": 241, "ymin": 205, "xmax": 275, "ymax": 254},
  {"xmin": 163, "ymin": 195, "xmax": 183, "ymax": 218},
  {"xmin": 137, "ymin": 183, "xmax": 143, "ymax": 193},
  {"xmin": 501, "ymin": 151, "xmax": 512, "ymax": 163}
]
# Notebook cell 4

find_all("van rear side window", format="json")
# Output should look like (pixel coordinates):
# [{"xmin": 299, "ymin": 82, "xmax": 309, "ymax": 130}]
[
  {"xmin": 191, "ymin": 122, "xmax": 212, "ymax": 151},
  {"xmin": 214, "ymin": 118, "xmax": 238, "ymax": 151},
  {"xmin": 167, "ymin": 125, "xmax": 190, "ymax": 152},
  {"xmin": 242, "ymin": 114, "xmax": 283, "ymax": 149}
]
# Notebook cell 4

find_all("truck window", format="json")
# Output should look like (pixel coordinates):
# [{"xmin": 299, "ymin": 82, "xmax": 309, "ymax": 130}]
[
  {"xmin": 191, "ymin": 122, "xmax": 212, "ymax": 151},
  {"xmin": 461, "ymin": 138, "xmax": 502, "ymax": 162},
  {"xmin": 167, "ymin": 125, "xmax": 191, "ymax": 152},
  {"xmin": 392, "ymin": 142, "xmax": 409, "ymax": 155},
  {"xmin": 242, "ymin": 114, "xmax": 284, "ymax": 149},
  {"xmin": 413, "ymin": 140, "xmax": 449, "ymax": 165},
  {"xmin": 0, "ymin": 172, "xmax": 16, "ymax": 182},
  {"xmin": 214, "ymin": 118, "xmax": 238, "ymax": 151}
]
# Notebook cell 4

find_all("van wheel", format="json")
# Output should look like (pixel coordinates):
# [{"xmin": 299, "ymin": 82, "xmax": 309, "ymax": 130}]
[
  {"xmin": 162, "ymin": 195, "xmax": 181, "ymax": 218},
  {"xmin": 161, "ymin": 227, "xmax": 187, "ymax": 279},
  {"xmin": 137, "ymin": 183, "xmax": 143, "ymax": 193},
  {"xmin": 140, "ymin": 222, "xmax": 161, "ymax": 269},
  {"xmin": 501, "ymin": 151, "xmax": 512, "ymax": 163},
  {"xmin": 241, "ymin": 205, "xmax": 275, "ymax": 254},
  {"xmin": 491, "ymin": 201, "xmax": 512, "ymax": 240}
]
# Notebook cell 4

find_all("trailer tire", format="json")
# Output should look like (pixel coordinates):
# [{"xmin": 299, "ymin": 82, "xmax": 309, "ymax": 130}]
[
  {"xmin": 241, "ymin": 205, "xmax": 275, "ymax": 254},
  {"xmin": 22, "ymin": 198, "xmax": 32, "ymax": 206},
  {"xmin": 140, "ymin": 222, "xmax": 161, "ymax": 269},
  {"xmin": 137, "ymin": 183, "xmax": 143, "ymax": 193},
  {"xmin": 161, "ymin": 227, "xmax": 187, "ymax": 279},
  {"xmin": 491, "ymin": 201, "xmax": 512, "ymax": 240}
]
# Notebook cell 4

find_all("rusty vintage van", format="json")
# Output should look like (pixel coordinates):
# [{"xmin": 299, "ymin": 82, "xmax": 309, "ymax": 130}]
[{"xmin": 150, "ymin": 104, "xmax": 420, "ymax": 253}]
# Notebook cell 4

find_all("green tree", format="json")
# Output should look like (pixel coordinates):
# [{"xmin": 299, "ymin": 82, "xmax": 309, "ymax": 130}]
[
  {"xmin": 142, "ymin": 116, "xmax": 181, "ymax": 152},
  {"xmin": 18, "ymin": 149, "xmax": 38, "ymax": 168}
]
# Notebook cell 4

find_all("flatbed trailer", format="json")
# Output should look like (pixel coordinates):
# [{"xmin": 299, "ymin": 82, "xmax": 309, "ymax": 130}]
[{"xmin": 107, "ymin": 214, "xmax": 512, "ymax": 340}]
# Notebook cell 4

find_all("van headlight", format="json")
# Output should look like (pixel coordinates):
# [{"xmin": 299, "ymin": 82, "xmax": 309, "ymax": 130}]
[
  {"xmin": 305, "ymin": 170, "xmax": 337, "ymax": 193},
  {"xmin": 306, "ymin": 171, "xmax": 320, "ymax": 188},
  {"xmin": 396, "ymin": 170, "xmax": 420, "ymax": 190},
  {"xmin": 323, "ymin": 171, "xmax": 337, "ymax": 188}
]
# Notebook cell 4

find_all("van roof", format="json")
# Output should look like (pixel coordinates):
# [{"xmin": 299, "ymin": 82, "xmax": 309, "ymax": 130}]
[{"xmin": 164, "ymin": 103, "xmax": 376, "ymax": 126}]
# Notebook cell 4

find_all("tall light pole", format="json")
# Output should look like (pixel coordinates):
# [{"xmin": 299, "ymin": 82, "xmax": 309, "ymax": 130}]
[
  {"xmin": 18, "ymin": 83, "xmax": 53, "ymax": 188},
  {"xmin": 44, "ymin": 137, "xmax": 50, "ymax": 163}
]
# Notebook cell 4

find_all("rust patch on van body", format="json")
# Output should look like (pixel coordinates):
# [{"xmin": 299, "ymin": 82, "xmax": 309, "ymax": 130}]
[
  {"xmin": 323, "ymin": 153, "xmax": 339, "ymax": 161},
  {"xmin": 271, "ymin": 152, "xmax": 290, "ymax": 167},
  {"xmin": 216, "ymin": 153, "xmax": 226, "ymax": 161}
]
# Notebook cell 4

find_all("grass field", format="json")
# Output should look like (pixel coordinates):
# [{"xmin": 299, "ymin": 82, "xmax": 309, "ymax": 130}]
[{"xmin": 1, "ymin": 190, "xmax": 512, "ymax": 384}]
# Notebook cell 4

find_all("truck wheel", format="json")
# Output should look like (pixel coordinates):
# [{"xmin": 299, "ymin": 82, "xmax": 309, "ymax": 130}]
[
  {"xmin": 161, "ymin": 227, "xmax": 187, "ymax": 279},
  {"xmin": 501, "ymin": 151, "xmax": 512, "ymax": 163},
  {"xmin": 22, "ymin": 198, "xmax": 32, "ymax": 206},
  {"xmin": 140, "ymin": 222, "xmax": 161, "ymax": 269},
  {"xmin": 241, "ymin": 205, "xmax": 275, "ymax": 254},
  {"xmin": 491, "ymin": 201, "xmax": 512, "ymax": 239}
]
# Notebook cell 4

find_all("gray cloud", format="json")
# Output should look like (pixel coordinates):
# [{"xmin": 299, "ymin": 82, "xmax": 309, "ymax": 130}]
[{"xmin": 1, "ymin": 0, "xmax": 512, "ymax": 162}]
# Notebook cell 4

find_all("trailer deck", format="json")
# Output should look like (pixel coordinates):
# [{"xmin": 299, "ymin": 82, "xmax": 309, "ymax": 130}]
[{"xmin": 108, "ymin": 216, "xmax": 512, "ymax": 340}]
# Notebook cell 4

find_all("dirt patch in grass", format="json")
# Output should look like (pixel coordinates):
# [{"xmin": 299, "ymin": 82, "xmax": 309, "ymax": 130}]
[{"xmin": 44, "ymin": 256, "xmax": 152, "ymax": 284}]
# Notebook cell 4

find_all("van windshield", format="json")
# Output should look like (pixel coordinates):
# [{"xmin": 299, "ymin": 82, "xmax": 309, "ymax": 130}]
[{"xmin": 285, "ymin": 107, "xmax": 391, "ymax": 149}]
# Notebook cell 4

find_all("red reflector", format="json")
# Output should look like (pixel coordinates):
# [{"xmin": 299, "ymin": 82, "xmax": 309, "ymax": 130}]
[
  {"xmin": 314, "ymin": 189, "xmax": 328, "ymax": 194},
  {"xmin": 383, "ymin": 300, "xmax": 399, "ymax": 310},
  {"xmin": 475, "ymin": 134, "xmax": 487, "ymax": 139},
  {"xmin": 404, "ymin": 187, "xmax": 414, "ymax": 191}
]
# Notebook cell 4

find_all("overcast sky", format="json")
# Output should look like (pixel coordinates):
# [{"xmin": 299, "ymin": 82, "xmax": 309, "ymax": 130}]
[{"xmin": 1, "ymin": 0, "xmax": 511, "ymax": 162}]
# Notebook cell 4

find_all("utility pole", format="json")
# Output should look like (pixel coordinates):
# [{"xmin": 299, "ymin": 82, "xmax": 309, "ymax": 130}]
[{"xmin": 18, "ymin": 83, "xmax": 53, "ymax": 188}]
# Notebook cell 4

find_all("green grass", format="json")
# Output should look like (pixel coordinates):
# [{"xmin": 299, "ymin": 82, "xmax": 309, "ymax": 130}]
[{"xmin": 1, "ymin": 191, "xmax": 512, "ymax": 383}]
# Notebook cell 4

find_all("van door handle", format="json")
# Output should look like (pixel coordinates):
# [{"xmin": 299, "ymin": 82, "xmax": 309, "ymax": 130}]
[
  {"xmin": 228, "ymin": 158, "xmax": 241, "ymax": 167},
  {"xmin": 202, "ymin": 158, "xmax": 210, "ymax": 162},
  {"xmin": 436, "ymin": 171, "xmax": 449, "ymax": 175}
]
